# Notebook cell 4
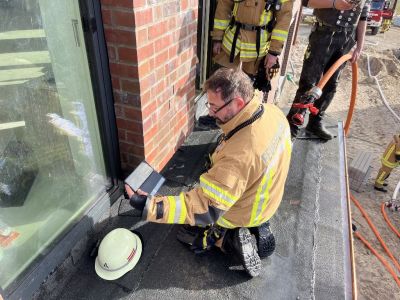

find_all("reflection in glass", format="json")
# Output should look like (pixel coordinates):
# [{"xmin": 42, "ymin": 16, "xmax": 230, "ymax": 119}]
[{"xmin": 0, "ymin": 0, "xmax": 108, "ymax": 289}]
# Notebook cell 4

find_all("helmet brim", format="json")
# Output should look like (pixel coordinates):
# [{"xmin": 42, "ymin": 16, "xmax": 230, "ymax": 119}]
[{"xmin": 95, "ymin": 234, "xmax": 142, "ymax": 281}]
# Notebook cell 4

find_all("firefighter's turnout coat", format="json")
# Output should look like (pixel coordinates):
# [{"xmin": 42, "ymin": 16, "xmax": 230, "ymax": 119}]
[
  {"xmin": 375, "ymin": 135, "xmax": 400, "ymax": 188},
  {"xmin": 144, "ymin": 92, "xmax": 292, "ymax": 228},
  {"xmin": 211, "ymin": 0, "xmax": 294, "ymax": 75}
]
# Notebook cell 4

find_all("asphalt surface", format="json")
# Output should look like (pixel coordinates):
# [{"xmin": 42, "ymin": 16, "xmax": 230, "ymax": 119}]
[{"xmin": 34, "ymin": 121, "xmax": 352, "ymax": 300}]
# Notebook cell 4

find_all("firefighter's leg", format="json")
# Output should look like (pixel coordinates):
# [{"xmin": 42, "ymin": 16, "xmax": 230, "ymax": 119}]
[
  {"xmin": 177, "ymin": 224, "xmax": 226, "ymax": 254},
  {"xmin": 374, "ymin": 165, "xmax": 392, "ymax": 192},
  {"xmin": 286, "ymin": 27, "xmax": 333, "ymax": 138},
  {"xmin": 306, "ymin": 31, "xmax": 356, "ymax": 140},
  {"xmin": 221, "ymin": 227, "xmax": 261, "ymax": 277}
]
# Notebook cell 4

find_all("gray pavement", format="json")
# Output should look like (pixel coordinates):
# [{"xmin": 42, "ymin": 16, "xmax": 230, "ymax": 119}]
[{"xmin": 34, "ymin": 120, "xmax": 352, "ymax": 300}]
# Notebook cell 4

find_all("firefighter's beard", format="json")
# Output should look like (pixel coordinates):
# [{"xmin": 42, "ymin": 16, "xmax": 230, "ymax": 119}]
[{"xmin": 214, "ymin": 110, "xmax": 235, "ymax": 125}]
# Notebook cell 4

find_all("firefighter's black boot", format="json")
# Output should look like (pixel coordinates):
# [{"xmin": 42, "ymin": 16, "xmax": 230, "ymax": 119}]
[
  {"xmin": 222, "ymin": 227, "xmax": 261, "ymax": 277},
  {"xmin": 305, "ymin": 116, "xmax": 333, "ymax": 140},
  {"xmin": 249, "ymin": 221, "xmax": 275, "ymax": 259}
]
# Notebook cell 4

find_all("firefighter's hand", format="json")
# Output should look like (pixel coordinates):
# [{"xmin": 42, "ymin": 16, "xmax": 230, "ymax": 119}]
[
  {"xmin": 333, "ymin": 0, "xmax": 354, "ymax": 10},
  {"xmin": 125, "ymin": 185, "xmax": 148, "ymax": 212},
  {"xmin": 213, "ymin": 41, "xmax": 222, "ymax": 56},
  {"xmin": 264, "ymin": 53, "xmax": 278, "ymax": 69},
  {"xmin": 351, "ymin": 46, "xmax": 362, "ymax": 63}
]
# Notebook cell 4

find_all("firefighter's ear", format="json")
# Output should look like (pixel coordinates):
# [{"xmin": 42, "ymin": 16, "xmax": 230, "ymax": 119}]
[{"xmin": 235, "ymin": 96, "xmax": 246, "ymax": 110}]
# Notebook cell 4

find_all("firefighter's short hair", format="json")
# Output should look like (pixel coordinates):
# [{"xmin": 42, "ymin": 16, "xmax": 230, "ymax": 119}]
[{"xmin": 203, "ymin": 67, "xmax": 254, "ymax": 104}]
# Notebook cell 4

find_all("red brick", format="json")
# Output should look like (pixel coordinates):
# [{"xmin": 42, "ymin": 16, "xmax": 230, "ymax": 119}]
[
  {"xmin": 133, "ymin": 0, "xmax": 146, "ymax": 8},
  {"xmin": 136, "ymin": 28, "xmax": 148, "ymax": 45},
  {"xmin": 180, "ymin": 0, "xmax": 188, "ymax": 11},
  {"xmin": 101, "ymin": 8, "xmax": 112, "ymax": 25},
  {"xmin": 118, "ymin": 128, "xmax": 127, "ymax": 141},
  {"xmin": 168, "ymin": 16, "xmax": 177, "ymax": 30},
  {"xmin": 126, "ymin": 132, "xmax": 144, "ymax": 144},
  {"xmin": 168, "ymin": 44, "xmax": 178, "ymax": 59},
  {"xmin": 134, "ymin": 8, "xmax": 153, "ymax": 27},
  {"xmin": 138, "ymin": 59, "xmax": 153, "ymax": 77},
  {"xmin": 112, "ymin": 10, "xmax": 135, "ymax": 27},
  {"xmin": 124, "ymin": 106, "xmax": 142, "ymax": 120},
  {"xmin": 118, "ymin": 47, "xmax": 137, "ymax": 63},
  {"xmin": 144, "ymin": 124, "xmax": 159, "ymax": 144},
  {"xmin": 111, "ymin": 76, "xmax": 120, "ymax": 90},
  {"xmin": 104, "ymin": 28, "xmax": 136, "ymax": 46},
  {"xmin": 153, "ymin": 5, "xmax": 163, "ymax": 20},
  {"xmin": 139, "ymin": 73, "xmax": 156, "ymax": 92},
  {"xmin": 148, "ymin": 20, "xmax": 168, "ymax": 40},
  {"xmin": 142, "ymin": 100, "xmax": 157, "ymax": 120},
  {"xmin": 155, "ymin": 34, "xmax": 172, "ymax": 52},
  {"xmin": 121, "ymin": 79, "xmax": 140, "ymax": 94},
  {"xmin": 110, "ymin": 62, "xmax": 138, "ymax": 78},
  {"xmin": 107, "ymin": 45, "xmax": 117, "ymax": 60},
  {"xmin": 116, "ymin": 118, "xmax": 143, "ymax": 132},
  {"xmin": 137, "ymin": 43, "xmax": 154, "ymax": 61}
]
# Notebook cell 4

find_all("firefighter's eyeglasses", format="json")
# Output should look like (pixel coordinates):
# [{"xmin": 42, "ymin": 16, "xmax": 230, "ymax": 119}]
[{"xmin": 206, "ymin": 97, "xmax": 235, "ymax": 114}]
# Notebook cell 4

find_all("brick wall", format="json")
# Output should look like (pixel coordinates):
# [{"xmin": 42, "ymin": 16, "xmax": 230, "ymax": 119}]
[{"xmin": 101, "ymin": 0, "xmax": 198, "ymax": 172}]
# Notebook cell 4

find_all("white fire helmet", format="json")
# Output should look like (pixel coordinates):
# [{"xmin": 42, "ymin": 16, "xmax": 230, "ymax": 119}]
[{"xmin": 95, "ymin": 228, "xmax": 142, "ymax": 280}]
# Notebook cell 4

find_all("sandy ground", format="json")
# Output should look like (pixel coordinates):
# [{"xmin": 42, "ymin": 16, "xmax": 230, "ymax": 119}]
[{"xmin": 279, "ymin": 24, "xmax": 400, "ymax": 299}]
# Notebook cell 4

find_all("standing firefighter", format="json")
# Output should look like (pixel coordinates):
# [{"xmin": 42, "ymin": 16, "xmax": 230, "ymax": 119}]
[
  {"xmin": 126, "ymin": 68, "xmax": 292, "ymax": 277},
  {"xmin": 374, "ymin": 134, "xmax": 400, "ymax": 193},
  {"xmin": 211, "ymin": 0, "xmax": 294, "ymax": 93},
  {"xmin": 286, "ymin": 0, "xmax": 370, "ymax": 140}
]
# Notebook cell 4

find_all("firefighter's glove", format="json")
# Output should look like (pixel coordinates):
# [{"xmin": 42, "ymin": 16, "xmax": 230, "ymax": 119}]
[
  {"xmin": 177, "ymin": 225, "xmax": 210, "ymax": 254},
  {"xmin": 396, "ymin": 154, "xmax": 400, "ymax": 162},
  {"xmin": 129, "ymin": 194, "xmax": 147, "ymax": 212},
  {"xmin": 267, "ymin": 61, "xmax": 280, "ymax": 80}
]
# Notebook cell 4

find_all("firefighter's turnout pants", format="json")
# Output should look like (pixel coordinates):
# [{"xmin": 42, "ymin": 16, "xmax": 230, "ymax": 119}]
[
  {"xmin": 287, "ymin": 23, "xmax": 356, "ymax": 122},
  {"xmin": 375, "ymin": 136, "xmax": 400, "ymax": 189}
]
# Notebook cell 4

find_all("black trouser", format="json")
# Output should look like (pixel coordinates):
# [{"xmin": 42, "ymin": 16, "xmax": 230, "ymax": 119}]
[{"xmin": 287, "ymin": 24, "xmax": 356, "ymax": 124}]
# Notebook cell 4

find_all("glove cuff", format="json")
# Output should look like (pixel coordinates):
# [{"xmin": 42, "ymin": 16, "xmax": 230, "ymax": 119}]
[{"xmin": 129, "ymin": 194, "xmax": 147, "ymax": 213}]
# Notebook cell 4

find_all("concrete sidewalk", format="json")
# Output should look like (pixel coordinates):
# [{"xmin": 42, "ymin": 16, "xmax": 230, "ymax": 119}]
[{"xmin": 34, "ymin": 121, "xmax": 353, "ymax": 300}]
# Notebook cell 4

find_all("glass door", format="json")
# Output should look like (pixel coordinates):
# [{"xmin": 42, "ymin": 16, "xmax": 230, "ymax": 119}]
[{"xmin": 0, "ymin": 0, "xmax": 109, "ymax": 290}]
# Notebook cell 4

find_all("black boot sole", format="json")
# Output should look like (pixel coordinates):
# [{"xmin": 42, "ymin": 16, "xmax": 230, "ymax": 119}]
[
  {"xmin": 257, "ymin": 232, "xmax": 275, "ymax": 259},
  {"xmin": 237, "ymin": 228, "xmax": 261, "ymax": 277}
]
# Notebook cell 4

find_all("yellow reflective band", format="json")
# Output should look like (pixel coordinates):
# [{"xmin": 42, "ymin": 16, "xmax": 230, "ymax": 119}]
[
  {"xmin": 178, "ymin": 193, "xmax": 187, "ymax": 223},
  {"xmin": 167, "ymin": 196, "xmax": 176, "ymax": 223},
  {"xmin": 249, "ymin": 172, "xmax": 268, "ymax": 226},
  {"xmin": 258, "ymin": 169, "xmax": 276, "ymax": 223},
  {"xmin": 233, "ymin": 3, "xmax": 238, "ymax": 16},
  {"xmin": 217, "ymin": 216, "xmax": 236, "ymax": 229},
  {"xmin": 382, "ymin": 159, "xmax": 397, "ymax": 168},
  {"xmin": 214, "ymin": 19, "xmax": 230, "ymax": 30},
  {"xmin": 281, "ymin": 0, "xmax": 290, "ymax": 3},
  {"xmin": 376, "ymin": 171, "xmax": 387, "ymax": 184},
  {"xmin": 200, "ymin": 176, "xmax": 238, "ymax": 208},
  {"xmin": 384, "ymin": 145, "xmax": 395, "ymax": 161},
  {"xmin": 271, "ymin": 35, "xmax": 286, "ymax": 42}
]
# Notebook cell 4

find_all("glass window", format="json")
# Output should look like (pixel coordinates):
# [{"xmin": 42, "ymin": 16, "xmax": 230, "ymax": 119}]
[{"xmin": 0, "ymin": 0, "xmax": 108, "ymax": 290}]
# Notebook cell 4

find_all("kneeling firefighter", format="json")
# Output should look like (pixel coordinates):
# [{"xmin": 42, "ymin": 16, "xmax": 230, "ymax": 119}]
[
  {"xmin": 127, "ymin": 68, "xmax": 292, "ymax": 277},
  {"xmin": 375, "ymin": 134, "xmax": 400, "ymax": 193}
]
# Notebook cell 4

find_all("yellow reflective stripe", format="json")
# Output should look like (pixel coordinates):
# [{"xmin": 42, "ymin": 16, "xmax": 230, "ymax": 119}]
[
  {"xmin": 178, "ymin": 193, "xmax": 187, "ymax": 223},
  {"xmin": 384, "ymin": 145, "xmax": 395, "ymax": 161},
  {"xmin": 200, "ymin": 176, "xmax": 238, "ymax": 208},
  {"xmin": 167, "ymin": 196, "xmax": 176, "ymax": 223},
  {"xmin": 376, "ymin": 171, "xmax": 387, "ymax": 184},
  {"xmin": 166, "ymin": 194, "xmax": 187, "ymax": 224},
  {"xmin": 217, "ymin": 216, "xmax": 236, "ymax": 229},
  {"xmin": 382, "ymin": 159, "xmax": 397, "ymax": 168},
  {"xmin": 233, "ymin": 3, "xmax": 238, "ymax": 16},
  {"xmin": 249, "ymin": 172, "xmax": 269, "ymax": 226},
  {"xmin": 214, "ymin": 18, "xmax": 230, "ymax": 30},
  {"xmin": 258, "ymin": 169, "xmax": 276, "ymax": 223},
  {"xmin": 270, "ymin": 35, "xmax": 286, "ymax": 42}
]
